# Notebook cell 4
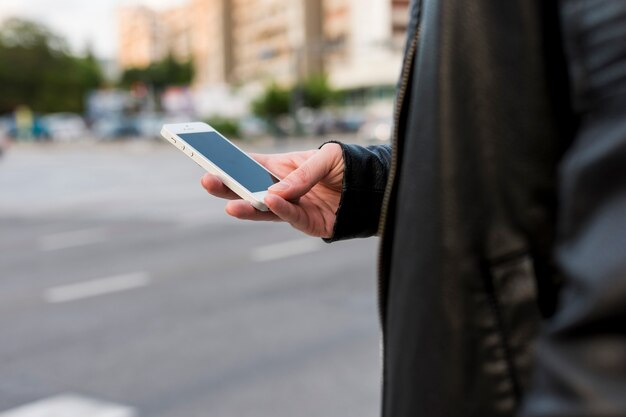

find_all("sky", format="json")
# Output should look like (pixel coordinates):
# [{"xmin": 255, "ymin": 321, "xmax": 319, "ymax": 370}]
[{"xmin": 0, "ymin": 0, "xmax": 186, "ymax": 59}]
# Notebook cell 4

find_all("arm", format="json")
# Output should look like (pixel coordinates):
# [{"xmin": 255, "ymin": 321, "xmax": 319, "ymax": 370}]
[
  {"xmin": 200, "ymin": 142, "xmax": 391, "ymax": 241},
  {"xmin": 521, "ymin": 1, "xmax": 626, "ymax": 415},
  {"xmin": 324, "ymin": 143, "xmax": 391, "ymax": 242}
]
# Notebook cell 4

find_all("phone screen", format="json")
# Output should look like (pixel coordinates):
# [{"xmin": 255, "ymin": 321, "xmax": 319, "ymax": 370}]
[{"xmin": 178, "ymin": 131, "xmax": 279, "ymax": 192}]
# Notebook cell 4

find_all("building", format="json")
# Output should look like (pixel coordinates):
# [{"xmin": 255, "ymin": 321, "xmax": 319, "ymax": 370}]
[
  {"xmin": 117, "ymin": 6, "xmax": 167, "ymax": 69},
  {"xmin": 189, "ymin": 0, "xmax": 233, "ymax": 86},
  {"xmin": 162, "ymin": 4, "xmax": 193, "ymax": 63},
  {"xmin": 117, "ymin": 4, "xmax": 194, "ymax": 70},
  {"xmin": 117, "ymin": 0, "xmax": 410, "ymax": 106},
  {"xmin": 229, "ymin": 0, "xmax": 324, "ymax": 86},
  {"xmin": 118, "ymin": 0, "xmax": 233, "ymax": 86},
  {"xmin": 391, "ymin": 0, "xmax": 411, "ymax": 43},
  {"xmin": 322, "ymin": 0, "xmax": 409, "ymax": 92}
]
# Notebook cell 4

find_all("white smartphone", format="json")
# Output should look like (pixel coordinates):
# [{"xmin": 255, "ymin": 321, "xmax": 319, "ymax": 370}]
[{"xmin": 161, "ymin": 122, "xmax": 280, "ymax": 211}]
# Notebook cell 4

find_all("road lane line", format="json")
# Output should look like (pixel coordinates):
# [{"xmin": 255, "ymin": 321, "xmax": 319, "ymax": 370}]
[
  {"xmin": 44, "ymin": 272, "xmax": 151, "ymax": 304},
  {"xmin": 39, "ymin": 227, "xmax": 107, "ymax": 251},
  {"xmin": 0, "ymin": 393, "xmax": 136, "ymax": 417},
  {"xmin": 251, "ymin": 238, "xmax": 324, "ymax": 262}
]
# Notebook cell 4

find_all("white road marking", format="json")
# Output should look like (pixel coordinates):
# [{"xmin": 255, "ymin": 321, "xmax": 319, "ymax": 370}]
[
  {"xmin": 45, "ymin": 272, "xmax": 151, "ymax": 304},
  {"xmin": 251, "ymin": 238, "xmax": 324, "ymax": 262},
  {"xmin": 0, "ymin": 393, "xmax": 136, "ymax": 417},
  {"xmin": 39, "ymin": 227, "xmax": 108, "ymax": 251}
]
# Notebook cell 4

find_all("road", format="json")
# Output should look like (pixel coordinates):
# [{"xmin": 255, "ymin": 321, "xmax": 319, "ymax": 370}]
[{"xmin": 0, "ymin": 140, "xmax": 381, "ymax": 417}]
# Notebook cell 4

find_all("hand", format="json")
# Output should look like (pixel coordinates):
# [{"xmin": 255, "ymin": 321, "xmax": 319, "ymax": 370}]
[{"xmin": 200, "ymin": 143, "xmax": 344, "ymax": 238}]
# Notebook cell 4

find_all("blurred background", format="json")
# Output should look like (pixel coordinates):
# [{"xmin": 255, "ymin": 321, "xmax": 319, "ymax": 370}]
[{"xmin": 0, "ymin": 0, "xmax": 408, "ymax": 415}]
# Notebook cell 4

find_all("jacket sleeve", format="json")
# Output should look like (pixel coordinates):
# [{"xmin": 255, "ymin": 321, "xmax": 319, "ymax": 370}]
[
  {"xmin": 521, "ymin": 1, "xmax": 626, "ymax": 415},
  {"xmin": 323, "ymin": 142, "xmax": 391, "ymax": 242}
]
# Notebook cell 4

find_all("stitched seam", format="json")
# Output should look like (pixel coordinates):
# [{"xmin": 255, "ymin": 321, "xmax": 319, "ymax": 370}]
[{"xmin": 482, "ymin": 270, "xmax": 523, "ymax": 404}]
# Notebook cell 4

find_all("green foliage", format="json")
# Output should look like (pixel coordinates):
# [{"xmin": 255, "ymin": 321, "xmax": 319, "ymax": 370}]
[
  {"xmin": 120, "ymin": 54, "xmax": 194, "ymax": 90},
  {"xmin": 0, "ymin": 18, "xmax": 103, "ymax": 114},
  {"xmin": 299, "ymin": 74, "xmax": 334, "ymax": 109},
  {"xmin": 251, "ymin": 82, "xmax": 291, "ymax": 120},
  {"xmin": 0, "ymin": 18, "xmax": 67, "ymax": 51},
  {"xmin": 205, "ymin": 117, "xmax": 240, "ymax": 138},
  {"xmin": 251, "ymin": 74, "xmax": 336, "ymax": 123}
]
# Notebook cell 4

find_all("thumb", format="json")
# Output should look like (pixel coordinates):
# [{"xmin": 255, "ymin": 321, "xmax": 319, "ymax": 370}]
[{"xmin": 268, "ymin": 146, "xmax": 336, "ymax": 200}]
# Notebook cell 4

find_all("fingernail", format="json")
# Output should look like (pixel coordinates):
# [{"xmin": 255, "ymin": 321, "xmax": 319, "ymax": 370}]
[{"xmin": 269, "ymin": 181, "xmax": 290, "ymax": 192}]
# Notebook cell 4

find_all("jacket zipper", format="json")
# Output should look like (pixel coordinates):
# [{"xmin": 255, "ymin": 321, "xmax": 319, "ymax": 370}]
[
  {"xmin": 377, "ymin": 29, "xmax": 420, "ymax": 324},
  {"xmin": 375, "ymin": 26, "xmax": 420, "ymax": 407}
]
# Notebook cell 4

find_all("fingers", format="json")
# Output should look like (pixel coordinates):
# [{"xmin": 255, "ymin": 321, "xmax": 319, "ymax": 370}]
[
  {"xmin": 200, "ymin": 174, "xmax": 239, "ymax": 200},
  {"xmin": 267, "ymin": 143, "xmax": 341, "ymax": 201},
  {"xmin": 264, "ymin": 194, "xmax": 304, "ymax": 227},
  {"xmin": 225, "ymin": 200, "xmax": 280, "ymax": 221},
  {"xmin": 201, "ymin": 173, "xmax": 281, "ymax": 222},
  {"xmin": 249, "ymin": 152, "xmax": 270, "ymax": 166},
  {"xmin": 202, "ymin": 174, "xmax": 281, "ymax": 221}
]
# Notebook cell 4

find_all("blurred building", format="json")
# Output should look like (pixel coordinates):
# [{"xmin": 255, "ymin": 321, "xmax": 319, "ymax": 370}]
[
  {"xmin": 118, "ymin": 4, "xmax": 193, "ymax": 69},
  {"xmin": 117, "ymin": 0, "xmax": 410, "ymax": 107},
  {"xmin": 189, "ymin": 0, "xmax": 233, "ymax": 86},
  {"xmin": 230, "ymin": 0, "xmax": 323, "ymax": 85},
  {"xmin": 118, "ymin": 6, "xmax": 168, "ymax": 69},
  {"xmin": 323, "ymin": 0, "xmax": 409, "ymax": 94},
  {"xmin": 162, "ymin": 4, "xmax": 193, "ymax": 63}
]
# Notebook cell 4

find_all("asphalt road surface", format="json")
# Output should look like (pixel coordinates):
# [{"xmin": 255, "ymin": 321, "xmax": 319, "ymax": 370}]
[{"xmin": 0, "ymin": 140, "xmax": 381, "ymax": 417}]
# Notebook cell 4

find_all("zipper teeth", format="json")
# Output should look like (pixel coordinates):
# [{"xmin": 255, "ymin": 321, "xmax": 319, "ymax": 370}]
[
  {"xmin": 376, "ymin": 29, "xmax": 421, "ymax": 325},
  {"xmin": 375, "ymin": 27, "xmax": 420, "ymax": 413}
]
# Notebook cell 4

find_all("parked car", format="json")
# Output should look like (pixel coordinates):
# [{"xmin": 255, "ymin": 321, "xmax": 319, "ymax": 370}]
[
  {"xmin": 92, "ymin": 116, "xmax": 141, "ymax": 140},
  {"xmin": 6, "ymin": 117, "xmax": 51, "ymax": 141},
  {"xmin": 358, "ymin": 117, "xmax": 393, "ymax": 143},
  {"xmin": 41, "ymin": 113, "xmax": 89, "ymax": 142},
  {"xmin": 136, "ymin": 113, "xmax": 168, "ymax": 139},
  {"xmin": 0, "ymin": 116, "xmax": 11, "ymax": 139},
  {"xmin": 335, "ymin": 112, "xmax": 367, "ymax": 133},
  {"xmin": 0, "ymin": 118, "xmax": 10, "ymax": 157}
]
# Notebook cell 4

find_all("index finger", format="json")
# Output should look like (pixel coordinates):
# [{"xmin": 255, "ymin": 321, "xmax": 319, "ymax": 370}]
[
  {"xmin": 201, "ymin": 173, "xmax": 240, "ymax": 200},
  {"xmin": 249, "ymin": 153, "xmax": 270, "ymax": 165}
]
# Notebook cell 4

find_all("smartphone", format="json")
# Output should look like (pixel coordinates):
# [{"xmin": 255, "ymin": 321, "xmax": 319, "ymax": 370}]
[{"xmin": 161, "ymin": 122, "xmax": 280, "ymax": 211}]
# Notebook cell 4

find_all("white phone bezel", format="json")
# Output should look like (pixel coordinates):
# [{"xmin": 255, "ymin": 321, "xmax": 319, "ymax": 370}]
[{"xmin": 161, "ymin": 122, "xmax": 278, "ymax": 212}]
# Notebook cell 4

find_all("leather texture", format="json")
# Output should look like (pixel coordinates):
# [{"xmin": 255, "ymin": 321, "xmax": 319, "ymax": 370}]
[
  {"xmin": 327, "ymin": 0, "xmax": 626, "ymax": 416},
  {"xmin": 323, "ymin": 143, "xmax": 391, "ymax": 242},
  {"xmin": 521, "ymin": 1, "xmax": 626, "ymax": 416}
]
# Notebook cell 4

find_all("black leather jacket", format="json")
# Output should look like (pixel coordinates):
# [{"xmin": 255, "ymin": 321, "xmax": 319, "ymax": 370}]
[{"xmin": 326, "ymin": 1, "xmax": 626, "ymax": 416}]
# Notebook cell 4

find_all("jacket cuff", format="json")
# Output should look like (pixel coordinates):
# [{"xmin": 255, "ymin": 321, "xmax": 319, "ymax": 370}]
[{"xmin": 322, "ymin": 142, "xmax": 391, "ymax": 243}]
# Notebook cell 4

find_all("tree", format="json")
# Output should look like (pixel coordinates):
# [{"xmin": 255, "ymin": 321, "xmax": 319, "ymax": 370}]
[
  {"xmin": 0, "ymin": 18, "xmax": 103, "ymax": 114},
  {"xmin": 299, "ymin": 74, "xmax": 334, "ymax": 109},
  {"xmin": 80, "ymin": 48, "xmax": 105, "ymax": 90},
  {"xmin": 251, "ymin": 82, "xmax": 291, "ymax": 120},
  {"xmin": 251, "ymin": 82, "xmax": 291, "ymax": 137},
  {"xmin": 119, "ymin": 54, "xmax": 194, "ymax": 90},
  {"xmin": 0, "ymin": 18, "xmax": 67, "ymax": 51}
]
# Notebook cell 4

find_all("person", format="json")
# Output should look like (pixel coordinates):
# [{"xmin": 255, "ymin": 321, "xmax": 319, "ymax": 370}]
[
  {"xmin": 203, "ymin": 1, "xmax": 626, "ymax": 416},
  {"xmin": 14, "ymin": 105, "xmax": 34, "ymax": 141}
]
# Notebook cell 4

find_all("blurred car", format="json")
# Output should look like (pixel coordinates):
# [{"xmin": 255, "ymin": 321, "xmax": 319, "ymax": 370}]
[
  {"xmin": 239, "ymin": 116, "xmax": 268, "ymax": 138},
  {"xmin": 0, "ymin": 136, "xmax": 7, "ymax": 157},
  {"xmin": 41, "ymin": 113, "xmax": 89, "ymax": 142},
  {"xmin": 135, "ymin": 113, "xmax": 165, "ymax": 139},
  {"xmin": 0, "ymin": 115, "xmax": 11, "ymax": 136},
  {"xmin": 6, "ymin": 117, "xmax": 51, "ymax": 141},
  {"xmin": 299, "ymin": 110, "xmax": 366, "ymax": 136},
  {"xmin": 335, "ymin": 112, "xmax": 367, "ymax": 133},
  {"xmin": 358, "ymin": 117, "xmax": 393, "ymax": 143},
  {"xmin": 0, "ymin": 117, "xmax": 10, "ymax": 157},
  {"xmin": 92, "ymin": 116, "xmax": 141, "ymax": 140},
  {"xmin": 303, "ymin": 110, "xmax": 335, "ymax": 136}
]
